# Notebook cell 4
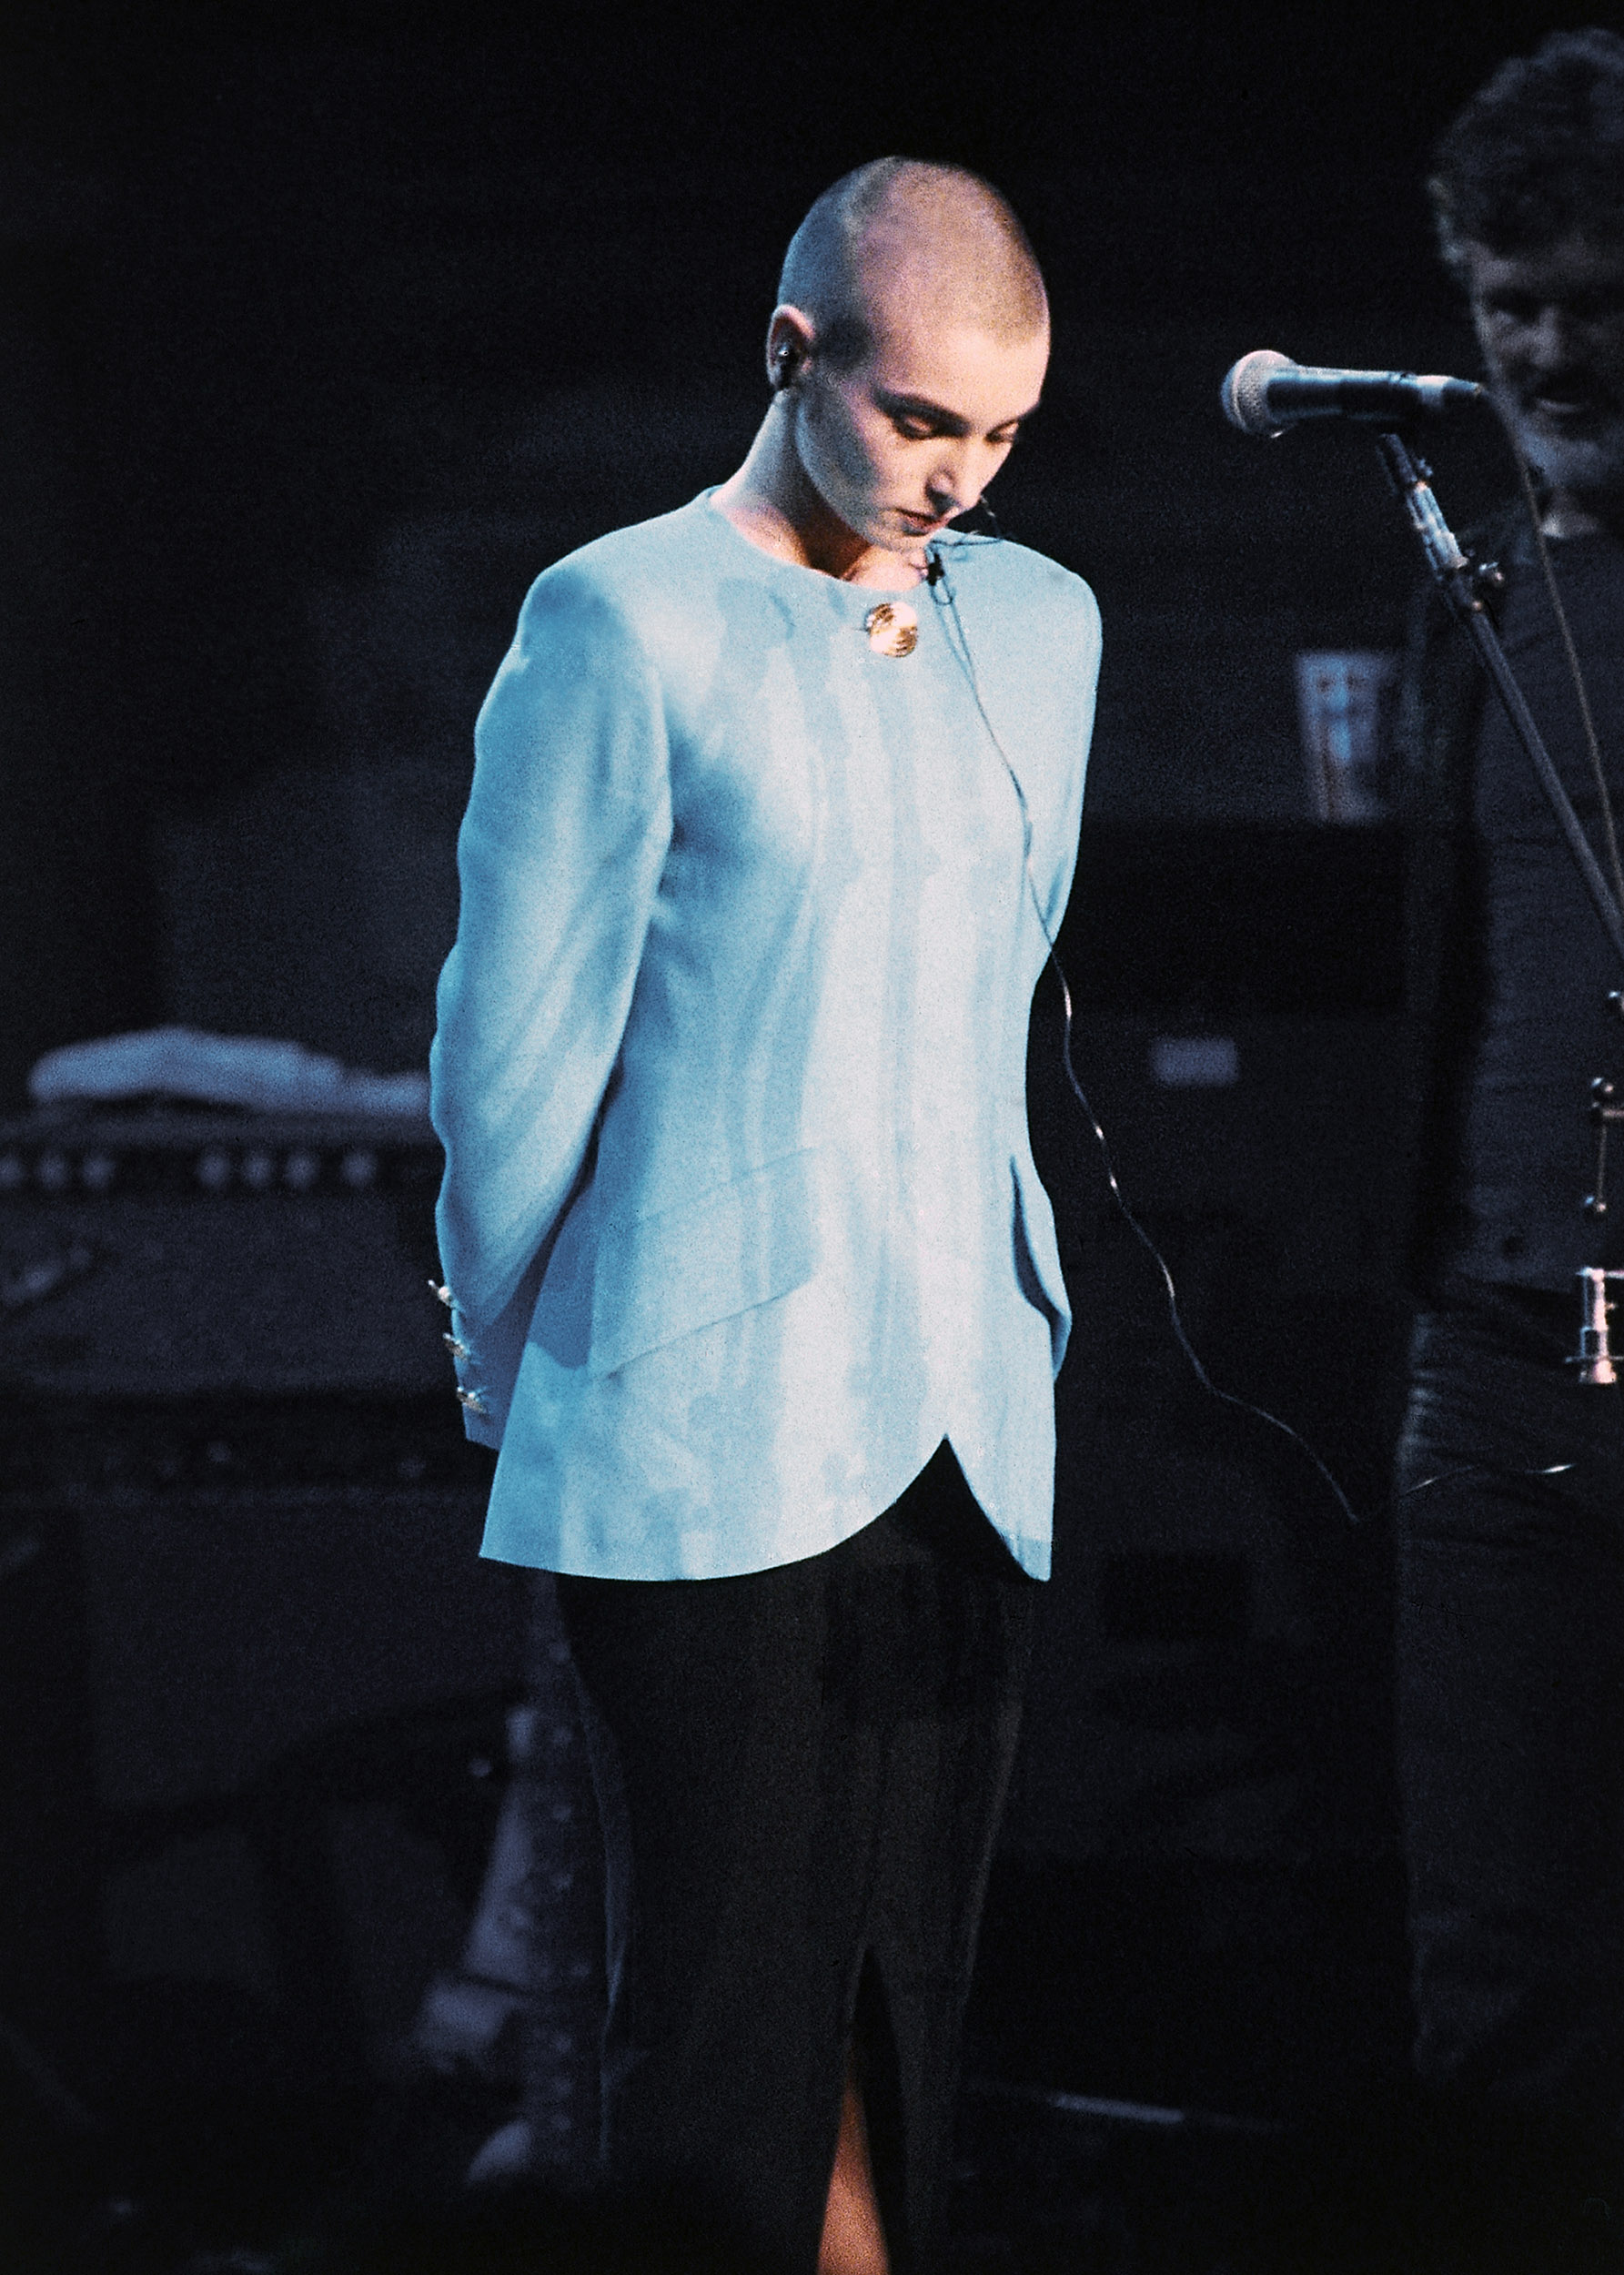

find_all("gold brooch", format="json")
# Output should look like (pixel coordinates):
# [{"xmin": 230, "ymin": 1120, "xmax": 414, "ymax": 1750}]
[{"xmin": 863, "ymin": 602, "xmax": 918, "ymax": 658}]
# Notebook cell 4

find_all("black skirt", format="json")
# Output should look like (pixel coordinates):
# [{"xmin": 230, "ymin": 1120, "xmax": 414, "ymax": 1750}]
[{"xmin": 555, "ymin": 1441, "xmax": 1036, "ymax": 2275}]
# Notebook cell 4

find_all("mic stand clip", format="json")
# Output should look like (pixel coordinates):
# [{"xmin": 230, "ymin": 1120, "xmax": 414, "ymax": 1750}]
[
  {"xmin": 1572, "ymin": 1074, "xmax": 1624, "ymax": 1384},
  {"xmin": 1572, "ymin": 1267, "xmax": 1624, "ymax": 1386}
]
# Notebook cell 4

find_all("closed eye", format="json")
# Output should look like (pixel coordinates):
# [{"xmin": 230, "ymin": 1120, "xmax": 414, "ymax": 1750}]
[
  {"xmin": 877, "ymin": 387, "xmax": 1041, "ymax": 444},
  {"xmin": 890, "ymin": 416, "xmax": 1026, "ymax": 447}
]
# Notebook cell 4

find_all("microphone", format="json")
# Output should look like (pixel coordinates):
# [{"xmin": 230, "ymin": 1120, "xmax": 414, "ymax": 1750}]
[{"xmin": 1221, "ymin": 349, "xmax": 1484, "ymax": 438}]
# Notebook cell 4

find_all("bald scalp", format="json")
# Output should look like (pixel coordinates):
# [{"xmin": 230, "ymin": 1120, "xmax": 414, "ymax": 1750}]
[{"xmin": 778, "ymin": 158, "xmax": 1048, "ymax": 369}]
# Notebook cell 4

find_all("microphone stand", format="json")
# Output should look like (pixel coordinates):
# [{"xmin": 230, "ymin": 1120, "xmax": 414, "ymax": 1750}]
[
  {"xmin": 1373, "ymin": 430, "xmax": 1624, "ymax": 1380},
  {"xmin": 1576, "ymin": 1069, "xmax": 1624, "ymax": 1382}
]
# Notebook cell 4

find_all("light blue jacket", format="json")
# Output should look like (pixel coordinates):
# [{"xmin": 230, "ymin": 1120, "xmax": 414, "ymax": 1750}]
[{"xmin": 429, "ymin": 494, "xmax": 1100, "ymax": 1580}]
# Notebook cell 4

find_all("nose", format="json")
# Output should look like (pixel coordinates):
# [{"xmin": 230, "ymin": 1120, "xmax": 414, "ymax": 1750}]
[
  {"xmin": 1527, "ymin": 301, "xmax": 1584, "ymax": 373},
  {"xmin": 923, "ymin": 440, "xmax": 994, "ymax": 519},
  {"xmin": 923, "ymin": 450, "xmax": 974, "ymax": 518}
]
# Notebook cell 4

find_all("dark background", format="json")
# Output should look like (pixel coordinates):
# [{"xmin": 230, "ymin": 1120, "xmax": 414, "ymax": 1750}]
[
  {"xmin": 0, "ymin": 2, "xmax": 1600, "ymax": 2260},
  {"xmin": 0, "ymin": 0, "xmax": 1564, "ymax": 1098}
]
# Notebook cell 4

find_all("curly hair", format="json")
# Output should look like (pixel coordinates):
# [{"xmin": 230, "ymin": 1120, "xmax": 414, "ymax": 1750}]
[{"xmin": 1428, "ymin": 26, "xmax": 1624, "ymax": 274}]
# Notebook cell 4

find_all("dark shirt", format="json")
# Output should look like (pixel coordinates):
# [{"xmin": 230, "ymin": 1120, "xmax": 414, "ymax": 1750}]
[{"xmin": 1447, "ymin": 528, "xmax": 1624, "ymax": 1289}]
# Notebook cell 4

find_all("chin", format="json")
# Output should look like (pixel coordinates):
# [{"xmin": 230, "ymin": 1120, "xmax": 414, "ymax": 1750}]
[{"xmin": 1514, "ymin": 413, "xmax": 1624, "ymax": 511}]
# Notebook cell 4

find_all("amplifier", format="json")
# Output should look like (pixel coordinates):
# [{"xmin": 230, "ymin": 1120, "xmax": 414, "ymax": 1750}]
[
  {"xmin": 0, "ymin": 1107, "xmax": 449, "ymax": 1399},
  {"xmin": 0, "ymin": 1409, "xmax": 522, "ymax": 2119},
  {"xmin": 74, "ymin": 1472, "xmax": 515, "ymax": 1815}
]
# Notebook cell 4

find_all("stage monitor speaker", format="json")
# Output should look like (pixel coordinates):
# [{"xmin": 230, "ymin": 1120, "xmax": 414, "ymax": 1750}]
[
  {"xmin": 74, "ymin": 1471, "xmax": 517, "ymax": 1816},
  {"xmin": 3, "ymin": 1391, "xmax": 526, "ymax": 2128}
]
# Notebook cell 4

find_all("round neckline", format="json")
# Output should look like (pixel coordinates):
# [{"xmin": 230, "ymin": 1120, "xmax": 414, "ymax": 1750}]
[{"xmin": 699, "ymin": 488, "xmax": 932, "ymax": 602}]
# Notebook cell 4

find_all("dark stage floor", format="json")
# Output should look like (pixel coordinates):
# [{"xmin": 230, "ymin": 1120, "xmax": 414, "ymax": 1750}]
[{"xmin": 8, "ymin": 2001, "xmax": 1615, "ymax": 2274}]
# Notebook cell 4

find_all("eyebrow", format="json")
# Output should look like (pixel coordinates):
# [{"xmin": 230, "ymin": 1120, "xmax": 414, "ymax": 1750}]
[{"xmin": 873, "ymin": 388, "xmax": 1042, "ymax": 435}]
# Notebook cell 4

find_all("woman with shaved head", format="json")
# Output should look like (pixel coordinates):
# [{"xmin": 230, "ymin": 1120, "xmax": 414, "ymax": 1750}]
[{"xmin": 431, "ymin": 159, "xmax": 1100, "ymax": 2271}]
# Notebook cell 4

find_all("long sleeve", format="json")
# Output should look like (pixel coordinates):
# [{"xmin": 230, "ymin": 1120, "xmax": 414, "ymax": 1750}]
[
  {"xmin": 1036, "ymin": 581, "xmax": 1101, "ymax": 939},
  {"xmin": 429, "ymin": 565, "xmax": 673, "ymax": 1441}
]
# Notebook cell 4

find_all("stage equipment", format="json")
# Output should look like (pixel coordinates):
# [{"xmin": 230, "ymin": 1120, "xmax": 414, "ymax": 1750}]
[
  {"xmin": 1, "ymin": 1399, "xmax": 522, "ymax": 2103},
  {"xmin": 1226, "ymin": 381, "xmax": 1624, "ymax": 1381},
  {"xmin": 416, "ymin": 1580, "xmax": 604, "ymax": 2179},
  {"xmin": 1220, "ymin": 352, "xmax": 1483, "ymax": 439},
  {"xmin": 1371, "ymin": 430, "xmax": 1624, "ymax": 1380},
  {"xmin": 0, "ymin": 1102, "xmax": 528, "ymax": 2127},
  {"xmin": 1573, "ymin": 1070, "xmax": 1624, "ymax": 1382},
  {"xmin": 1295, "ymin": 650, "xmax": 1398, "ymax": 821},
  {"xmin": 0, "ymin": 1106, "xmax": 450, "ymax": 1400}
]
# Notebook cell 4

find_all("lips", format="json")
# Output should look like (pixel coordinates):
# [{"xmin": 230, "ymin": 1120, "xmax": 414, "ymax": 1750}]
[{"xmin": 1522, "ymin": 377, "xmax": 1613, "ymax": 426}]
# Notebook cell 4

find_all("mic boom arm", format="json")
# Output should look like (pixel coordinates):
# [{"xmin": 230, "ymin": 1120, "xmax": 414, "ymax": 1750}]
[
  {"xmin": 1373, "ymin": 429, "xmax": 1624, "ymax": 975},
  {"xmin": 1373, "ymin": 429, "xmax": 1624, "ymax": 1385}
]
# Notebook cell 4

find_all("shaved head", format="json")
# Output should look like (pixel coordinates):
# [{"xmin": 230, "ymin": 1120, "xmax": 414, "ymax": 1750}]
[
  {"xmin": 716, "ymin": 157, "xmax": 1050, "ymax": 581},
  {"xmin": 778, "ymin": 158, "xmax": 1048, "ymax": 369}
]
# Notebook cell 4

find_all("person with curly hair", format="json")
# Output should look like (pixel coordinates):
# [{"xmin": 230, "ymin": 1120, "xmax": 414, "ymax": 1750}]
[{"xmin": 1395, "ymin": 27, "xmax": 1624, "ymax": 2260}]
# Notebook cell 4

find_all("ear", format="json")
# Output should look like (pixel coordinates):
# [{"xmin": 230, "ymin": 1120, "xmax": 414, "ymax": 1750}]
[{"xmin": 765, "ymin": 304, "xmax": 816, "ymax": 394}]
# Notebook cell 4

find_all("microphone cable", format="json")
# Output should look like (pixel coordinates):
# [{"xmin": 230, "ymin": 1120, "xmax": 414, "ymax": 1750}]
[
  {"xmin": 925, "ymin": 528, "xmax": 1362, "ymax": 1529},
  {"xmin": 1494, "ymin": 398, "xmax": 1624, "ymax": 925}
]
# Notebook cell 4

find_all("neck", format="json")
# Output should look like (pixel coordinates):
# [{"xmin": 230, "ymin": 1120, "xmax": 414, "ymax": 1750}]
[{"xmin": 712, "ymin": 402, "xmax": 924, "ymax": 589}]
